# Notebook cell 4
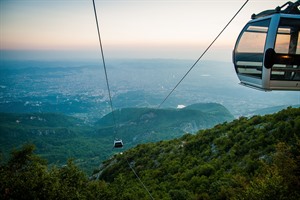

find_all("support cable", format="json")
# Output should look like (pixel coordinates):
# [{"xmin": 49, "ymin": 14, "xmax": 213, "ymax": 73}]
[
  {"xmin": 92, "ymin": 0, "xmax": 249, "ymax": 199},
  {"xmin": 92, "ymin": 1, "xmax": 154, "ymax": 199},
  {"xmin": 158, "ymin": 0, "xmax": 249, "ymax": 108},
  {"xmin": 126, "ymin": 158, "xmax": 155, "ymax": 200},
  {"xmin": 92, "ymin": 0, "xmax": 118, "ymax": 138}
]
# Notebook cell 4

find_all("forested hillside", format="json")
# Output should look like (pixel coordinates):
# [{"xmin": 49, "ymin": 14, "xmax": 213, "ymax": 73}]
[
  {"xmin": 0, "ymin": 113, "xmax": 102, "ymax": 173},
  {"xmin": 0, "ymin": 103, "xmax": 233, "ymax": 173},
  {"xmin": 96, "ymin": 103, "xmax": 234, "ymax": 143},
  {"xmin": 96, "ymin": 106, "xmax": 300, "ymax": 199},
  {"xmin": 1, "ymin": 107, "xmax": 299, "ymax": 199}
]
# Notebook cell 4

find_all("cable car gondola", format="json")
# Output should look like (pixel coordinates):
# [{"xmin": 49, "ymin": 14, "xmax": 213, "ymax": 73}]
[
  {"xmin": 114, "ymin": 139, "xmax": 123, "ymax": 148},
  {"xmin": 233, "ymin": 0, "xmax": 300, "ymax": 91}
]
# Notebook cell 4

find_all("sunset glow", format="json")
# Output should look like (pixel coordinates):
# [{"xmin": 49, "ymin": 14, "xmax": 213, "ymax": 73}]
[{"xmin": 0, "ymin": 0, "xmax": 291, "ymax": 60}]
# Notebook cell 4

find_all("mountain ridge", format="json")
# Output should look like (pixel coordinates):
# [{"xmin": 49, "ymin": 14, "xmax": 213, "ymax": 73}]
[
  {"xmin": 95, "ymin": 106, "xmax": 300, "ymax": 199},
  {"xmin": 97, "ymin": 103, "xmax": 233, "ymax": 133},
  {"xmin": 1, "ymin": 107, "xmax": 299, "ymax": 199},
  {"xmin": 0, "ymin": 102, "xmax": 233, "ymax": 173}
]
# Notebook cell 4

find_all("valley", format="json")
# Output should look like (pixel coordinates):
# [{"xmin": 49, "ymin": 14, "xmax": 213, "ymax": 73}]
[
  {"xmin": 0, "ymin": 102, "xmax": 233, "ymax": 173},
  {"xmin": 0, "ymin": 59, "xmax": 299, "ymax": 173}
]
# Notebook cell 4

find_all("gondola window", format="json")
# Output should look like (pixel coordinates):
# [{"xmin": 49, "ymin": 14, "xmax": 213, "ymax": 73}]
[
  {"xmin": 272, "ymin": 18, "xmax": 300, "ymax": 81},
  {"xmin": 234, "ymin": 19, "xmax": 271, "ymax": 78}
]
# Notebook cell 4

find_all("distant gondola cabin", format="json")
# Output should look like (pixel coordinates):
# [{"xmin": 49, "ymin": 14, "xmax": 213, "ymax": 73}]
[
  {"xmin": 233, "ymin": 1, "xmax": 300, "ymax": 91},
  {"xmin": 114, "ymin": 139, "xmax": 123, "ymax": 148}
]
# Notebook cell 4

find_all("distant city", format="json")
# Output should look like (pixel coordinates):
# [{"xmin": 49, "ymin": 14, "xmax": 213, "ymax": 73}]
[{"xmin": 1, "ymin": 59, "xmax": 299, "ymax": 122}]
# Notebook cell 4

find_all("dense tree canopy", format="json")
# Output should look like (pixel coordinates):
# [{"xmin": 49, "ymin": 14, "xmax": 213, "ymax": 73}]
[
  {"xmin": 1, "ymin": 107, "xmax": 299, "ymax": 199},
  {"xmin": 0, "ymin": 103, "xmax": 233, "ymax": 174},
  {"xmin": 98, "ymin": 107, "xmax": 300, "ymax": 199}
]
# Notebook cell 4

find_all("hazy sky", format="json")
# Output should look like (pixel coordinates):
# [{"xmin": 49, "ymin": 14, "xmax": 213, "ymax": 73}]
[{"xmin": 0, "ymin": 0, "xmax": 291, "ymax": 61}]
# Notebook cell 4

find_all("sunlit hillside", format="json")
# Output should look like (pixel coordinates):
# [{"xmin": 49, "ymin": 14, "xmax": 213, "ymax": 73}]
[{"xmin": 1, "ymin": 107, "xmax": 299, "ymax": 199}]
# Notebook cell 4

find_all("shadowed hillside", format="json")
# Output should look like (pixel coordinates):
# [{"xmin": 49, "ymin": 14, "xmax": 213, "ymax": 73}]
[
  {"xmin": 0, "ymin": 103, "xmax": 233, "ymax": 173},
  {"xmin": 96, "ymin": 103, "xmax": 234, "ymax": 143}
]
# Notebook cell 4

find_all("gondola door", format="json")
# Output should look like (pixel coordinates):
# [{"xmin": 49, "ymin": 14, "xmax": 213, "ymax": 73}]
[
  {"xmin": 233, "ymin": 16, "xmax": 272, "ymax": 90},
  {"xmin": 269, "ymin": 15, "xmax": 300, "ymax": 89}
]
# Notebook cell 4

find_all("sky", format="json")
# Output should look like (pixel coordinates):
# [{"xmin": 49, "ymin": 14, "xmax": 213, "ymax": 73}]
[{"xmin": 0, "ymin": 0, "xmax": 292, "ymax": 61}]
